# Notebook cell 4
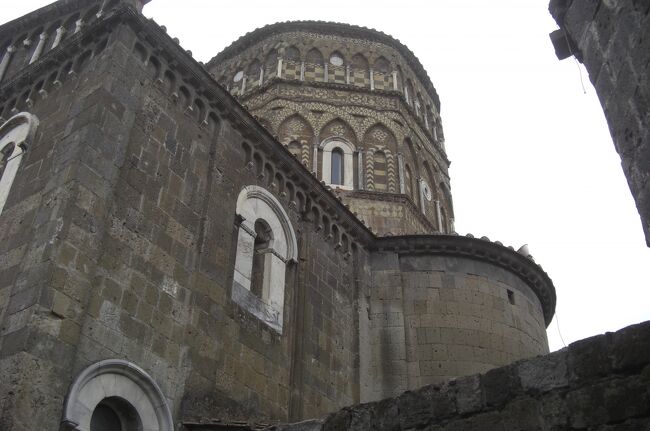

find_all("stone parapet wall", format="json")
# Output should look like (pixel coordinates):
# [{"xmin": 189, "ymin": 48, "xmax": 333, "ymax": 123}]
[
  {"xmin": 549, "ymin": 0, "xmax": 650, "ymax": 246},
  {"xmin": 268, "ymin": 320, "xmax": 650, "ymax": 431}
]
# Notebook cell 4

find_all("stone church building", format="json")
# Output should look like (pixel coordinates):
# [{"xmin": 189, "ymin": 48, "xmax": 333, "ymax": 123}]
[{"xmin": 0, "ymin": 0, "xmax": 557, "ymax": 429}]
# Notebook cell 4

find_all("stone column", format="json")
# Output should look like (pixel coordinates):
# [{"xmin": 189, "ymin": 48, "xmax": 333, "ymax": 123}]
[
  {"xmin": 324, "ymin": 63, "xmax": 328, "ymax": 83},
  {"xmin": 357, "ymin": 151, "xmax": 364, "ymax": 190},
  {"xmin": 259, "ymin": 68, "xmax": 264, "ymax": 86},
  {"xmin": 277, "ymin": 57, "xmax": 283, "ymax": 79},
  {"xmin": 241, "ymin": 76, "xmax": 247, "ymax": 95},
  {"xmin": 392, "ymin": 70, "xmax": 398, "ymax": 91},
  {"xmin": 233, "ymin": 223, "xmax": 256, "ymax": 291},
  {"xmin": 300, "ymin": 61, "xmax": 305, "ymax": 81},
  {"xmin": 418, "ymin": 178, "xmax": 426, "ymax": 215},
  {"xmin": 435, "ymin": 200, "xmax": 443, "ymax": 232},
  {"xmin": 52, "ymin": 26, "xmax": 66, "ymax": 49},
  {"xmin": 397, "ymin": 153, "xmax": 405, "ymax": 194},
  {"xmin": 346, "ymin": 65, "xmax": 351, "ymax": 84},
  {"xmin": 369, "ymin": 68, "xmax": 374, "ymax": 90},
  {"xmin": 29, "ymin": 32, "xmax": 48, "ymax": 64},
  {"xmin": 312, "ymin": 136, "xmax": 319, "ymax": 175},
  {"xmin": 0, "ymin": 45, "xmax": 16, "ymax": 83}
]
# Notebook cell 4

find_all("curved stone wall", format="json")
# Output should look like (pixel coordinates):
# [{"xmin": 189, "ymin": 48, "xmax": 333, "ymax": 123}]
[
  {"xmin": 208, "ymin": 22, "xmax": 454, "ymax": 236},
  {"xmin": 360, "ymin": 235, "xmax": 554, "ymax": 401}
]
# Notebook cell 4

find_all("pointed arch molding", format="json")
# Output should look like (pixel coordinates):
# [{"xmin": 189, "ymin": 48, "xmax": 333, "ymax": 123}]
[
  {"xmin": 60, "ymin": 359, "xmax": 174, "ymax": 431},
  {"xmin": 0, "ymin": 112, "xmax": 39, "ymax": 215},
  {"xmin": 233, "ymin": 186, "xmax": 298, "ymax": 333}
]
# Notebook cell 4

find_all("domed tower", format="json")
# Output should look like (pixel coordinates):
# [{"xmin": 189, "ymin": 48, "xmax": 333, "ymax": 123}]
[{"xmin": 207, "ymin": 21, "xmax": 453, "ymax": 236}]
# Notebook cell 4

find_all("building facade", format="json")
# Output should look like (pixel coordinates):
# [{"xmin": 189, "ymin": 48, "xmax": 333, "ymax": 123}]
[{"xmin": 0, "ymin": 1, "xmax": 555, "ymax": 430}]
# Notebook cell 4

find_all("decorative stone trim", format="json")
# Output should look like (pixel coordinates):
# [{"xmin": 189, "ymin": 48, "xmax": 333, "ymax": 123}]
[
  {"xmin": 233, "ymin": 185, "xmax": 298, "ymax": 333},
  {"xmin": 60, "ymin": 359, "xmax": 173, "ymax": 431}
]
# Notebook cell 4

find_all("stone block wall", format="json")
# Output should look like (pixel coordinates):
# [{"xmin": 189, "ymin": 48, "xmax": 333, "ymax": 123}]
[
  {"xmin": 549, "ymin": 0, "xmax": 650, "ymax": 245},
  {"xmin": 0, "ymin": 11, "xmax": 371, "ymax": 429},
  {"xmin": 269, "ymin": 320, "xmax": 650, "ymax": 431},
  {"xmin": 359, "ymin": 246, "xmax": 549, "ymax": 403},
  {"xmin": 0, "ymin": 21, "xmax": 133, "ymax": 430}
]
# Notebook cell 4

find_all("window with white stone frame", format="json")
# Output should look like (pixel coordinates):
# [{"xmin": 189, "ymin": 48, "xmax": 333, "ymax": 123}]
[
  {"xmin": 232, "ymin": 185, "xmax": 298, "ymax": 333},
  {"xmin": 321, "ymin": 138, "xmax": 355, "ymax": 190},
  {"xmin": 60, "ymin": 359, "xmax": 173, "ymax": 431},
  {"xmin": 0, "ymin": 112, "xmax": 38, "ymax": 216}
]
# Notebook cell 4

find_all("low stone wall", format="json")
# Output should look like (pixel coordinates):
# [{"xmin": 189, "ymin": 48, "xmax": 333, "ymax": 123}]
[{"xmin": 268, "ymin": 320, "xmax": 650, "ymax": 430}]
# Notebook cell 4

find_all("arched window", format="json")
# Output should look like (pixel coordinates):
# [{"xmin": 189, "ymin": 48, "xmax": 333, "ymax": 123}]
[
  {"xmin": 61, "ymin": 359, "xmax": 173, "ymax": 431},
  {"xmin": 285, "ymin": 46, "xmax": 300, "ymax": 62},
  {"xmin": 321, "ymin": 138, "xmax": 355, "ymax": 190},
  {"xmin": 265, "ymin": 49, "xmax": 278, "ymax": 79},
  {"xmin": 90, "ymin": 397, "xmax": 142, "ymax": 431},
  {"xmin": 233, "ymin": 186, "xmax": 298, "ymax": 333},
  {"xmin": 0, "ymin": 112, "xmax": 38, "ymax": 216},
  {"xmin": 305, "ymin": 48, "xmax": 324, "ymax": 81},
  {"xmin": 331, "ymin": 148, "xmax": 344, "ymax": 185},
  {"xmin": 351, "ymin": 53, "xmax": 369, "ymax": 88}
]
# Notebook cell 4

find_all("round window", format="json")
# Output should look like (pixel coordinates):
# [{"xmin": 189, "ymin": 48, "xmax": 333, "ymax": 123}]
[
  {"xmin": 233, "ymin": 70, "xmax": 244, "ymax": 82},
  {"xmin": 329, "ymin": 55, "xmax": 343, "ymax": 66}
]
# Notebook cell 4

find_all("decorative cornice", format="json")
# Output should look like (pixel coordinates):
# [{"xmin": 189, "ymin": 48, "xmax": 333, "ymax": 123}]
[
  {"xmin": 205, "ymin": 21, "xmax": 441, "ymax": 112},
  {"xmin": 370, "ymin": 234, "xmax": 557, "ymax": 326},
  {"xmin": 241, "ymin": 78, "xmax": 449, "ymax": 165}
]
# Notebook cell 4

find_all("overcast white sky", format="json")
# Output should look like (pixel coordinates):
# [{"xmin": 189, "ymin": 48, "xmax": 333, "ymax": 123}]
[{"xmin": 3, "ymin": 0, "xmax": 649, "ymax": 352}]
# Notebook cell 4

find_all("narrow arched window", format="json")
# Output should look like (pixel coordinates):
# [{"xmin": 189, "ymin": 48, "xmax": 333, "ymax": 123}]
[
  {"xmin": 321, "ymin": 139, "xmax": 355, "ymax": 190},
  {"xmin": 0, "ymin": 112, "xmax": 38, "ymax": 216},
  {"xmin": 331, "ymin": 148, "xmax": 344, "ymax": 185},
  {"xmin": 233, "ymin": 186, "xmax": 298, "ymax": 333}
]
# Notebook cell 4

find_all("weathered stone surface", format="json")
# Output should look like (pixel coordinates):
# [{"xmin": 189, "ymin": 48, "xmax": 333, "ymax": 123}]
[
  {"xmin": 550, "ymin": 0, "xmax": 650, "ymax": 245},
  {"xmin": 270, "ymin": 322, "xmax": 650, "ymax": 430}
]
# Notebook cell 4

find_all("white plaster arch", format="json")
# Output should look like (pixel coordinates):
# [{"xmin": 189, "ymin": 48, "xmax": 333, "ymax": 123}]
[
  {"xmin": 0, "ymin": 112, "xmax": 39, "ymax": 216},
  {"xmin": 320, "ymin": 137, "xmax": 355, "ymax": 190},
  {"xmin": 232, "ymin": 185, "xmax": 297, "ymax": 333},
  {"xmin": 60, "ymin": 359, "xmax": 173, "ymax": 431}
]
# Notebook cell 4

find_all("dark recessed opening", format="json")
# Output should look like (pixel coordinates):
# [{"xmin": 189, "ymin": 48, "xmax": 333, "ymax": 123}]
[{"xmin": 507, "ymin": 289, "xmax": 515, "ymax": 305}]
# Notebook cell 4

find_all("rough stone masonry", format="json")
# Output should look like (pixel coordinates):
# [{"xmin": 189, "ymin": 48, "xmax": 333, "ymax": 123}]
[{"xmin": 550, "ymin": 0, "xmax": 650, "ymax": 246}]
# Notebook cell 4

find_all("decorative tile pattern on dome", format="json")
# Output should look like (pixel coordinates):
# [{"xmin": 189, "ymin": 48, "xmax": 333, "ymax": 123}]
[
  {"xmin": 374, "ymin": 71, "xmax": 392, "ymax": 90},
  {"xmin": 283, "ymin": 59, "xmax": 301, "ymax": 81}
]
